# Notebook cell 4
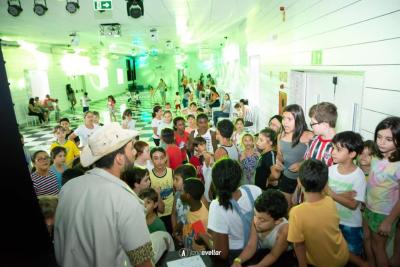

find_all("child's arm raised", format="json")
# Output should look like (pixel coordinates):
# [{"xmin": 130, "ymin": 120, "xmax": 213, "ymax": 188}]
[
  {"xmin": 171, "ymin": 196, "xmax": 177, "ymax": 233},
  {"xmin": 293, "ymin": 242, "xmax": 307, "ymax": 267},
  {"xmin": 155, "ymin": 187, "xmax": 165, "ymax": 214}
]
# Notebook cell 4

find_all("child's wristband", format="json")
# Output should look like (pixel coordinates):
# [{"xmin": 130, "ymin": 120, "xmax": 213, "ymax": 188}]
[{"xmin": 233, "ymin": 257, "xmax": 241, "ymax": 264}]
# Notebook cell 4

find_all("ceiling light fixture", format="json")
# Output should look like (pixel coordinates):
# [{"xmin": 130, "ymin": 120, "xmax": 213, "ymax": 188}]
[
  {"xmin": 66, "ymin": 0, "xmax": 79, "ymax": 14},
  {"xmin": 126, "ymin": 0, "xmax": 143, "ymax": 18},
  {"xmin": 7, "ymin": 0, "xmax": 23, "ymax": 17},
  {"xmin": 33, "ymin": 0, "xmax": 48, "ymax": 16}
]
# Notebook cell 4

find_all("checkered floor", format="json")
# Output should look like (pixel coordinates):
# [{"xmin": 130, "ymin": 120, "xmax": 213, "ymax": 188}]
[{"xmin": 20, "ymin": 92, "xmax": 156, "ymax": 155}]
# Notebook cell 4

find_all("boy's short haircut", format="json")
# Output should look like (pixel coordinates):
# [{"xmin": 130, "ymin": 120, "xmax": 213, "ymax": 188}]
[
  {"xmin": 62, "ymin": 168, "xmax": 84, "ymax": 186},
  {"xmin": 196, "ymin": 113, "xmax": 208, "ymax": 122},
  {"xmin": 196, "ymin": 107, "xmax": 204, "ymax": 113},
  {"xmin": 173, "ymin": 116, "xmax": 185, "ymax": 127},
  {"xmin": 332, "ymin": 131, "xmax": 364, "ymax": 157},
  {"xmin": 161, "ymin": 128, "xmax": 175, "ymax": 144},
  {"xmin": 50, "ymin": 146, "xmax": 67, "ymax": 159},
  {"xmin": 150, "ymin": 146, "xmax": 166, "ymax": 158},
  {"xmin": 92, "ymin": 111, "xmax": 100, "ymax": 116},
  {"xmin": 174, "ymin": 164, "xmax": 197, "ymax": 180},
  {"xmin": 299, "ymin": 159, "xmax": 328, "ymax": 193},
  {"xmin": 254, "ymin": 189, "xmax": 288, "ymax": 220},
  {"xmin": 59, "ymin": 118, "xmax": 70, "ymax": 124},
  {"xmin": 184, "ymin": 178, "xmax": 205, "ymax": 201},
  {"xmin": 363, "ymin": 140, "xmax": 378, "ymax": 157},
  {"xmin": 190, "ymin": 102, "xmax": 197, "ymax": 107},
  {"xmin": 187, "ymin": 114, "xmax": 195, "ymax": 120},
  {"xmin": 309, "ymin": 102, "xmax": 338, "ymax": 128},
  {"xmin": 37, "ymin": 195, "xmax": 58, "ymax": 219},
  {"xmin": 193, "ymin": 136, "xmax": 206, "ymax": 147},
  {"xmin": 121, "ymin": 166, "xmax": 150, "ymax": 189},
  {"xmin": 138, "ymin": 187, "xmax": 159, "ymax": 203},
  {"xmin": 164, "ymin": 110, "xmax": 172, "ymax": 116},
  {"xmin": 217, "ymin": 119, "xmax": 234, "ymax": 138},
  {"xmin": 234, "ymin": 103, "xmax": 241, "ymax": 109},
  {"xmin": 165, "ymin": 102, "xmax": 171, "ymax": 106}
]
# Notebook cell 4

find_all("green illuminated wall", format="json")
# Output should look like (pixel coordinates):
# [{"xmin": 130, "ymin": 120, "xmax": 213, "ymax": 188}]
[{"xmin": 3, "ymin": 46, "xmax": 129, "ymax": 125}]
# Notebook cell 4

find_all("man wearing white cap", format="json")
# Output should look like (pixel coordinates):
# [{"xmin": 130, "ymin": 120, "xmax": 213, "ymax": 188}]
[{"xmin": 54, "ymin": 123, "xmax": 153, "ymax": 267}]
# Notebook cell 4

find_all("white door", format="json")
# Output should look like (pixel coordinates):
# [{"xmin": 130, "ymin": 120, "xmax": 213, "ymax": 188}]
[
  {"xmin": 334, "ymin": 75, "xmax": 364, "ymax": 132},
  {"xmin": 304, "ymin": 72, "xmax": 363, "ymax": 133},
  {"xmin": 27, "ymin": 70, "xmax": 50, "ymax": 98}
]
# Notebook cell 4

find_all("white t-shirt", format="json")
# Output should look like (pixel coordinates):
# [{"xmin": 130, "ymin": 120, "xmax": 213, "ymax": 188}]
[
  {"xmin": 81, "ymin": 96, "xmax": 90, "ymax": 107},
  {"xmin": 208, "ymin": 185, "xmax": 262, "ymax": 250},
  {"xmin": 134, "ymin": 160, "xmax": 154, "ymax": 171},
  {"xmin": 122, "ymin": 119, "xmax": 136, "ymax": 130},
  {"xmin": 151, "ymin": 118, "xmax": 163, "ymax": 139},
  {"xmin": 328, "ymin": 164, "xmax": 366, "ymax": 227},
  {"xmin": 74, "ymin": 124, "xmax": 101, "ymax": 147},
  {"xmin": 193, "ymin": 129, "xmax": 214, "ymax": 153},
  {"xmin": 157, "ymin": 121, "xmax": 173, "ymax": 136},
  {"xmin": 174, "ymin": 95, "xmax": 181, "ymax": 105}
]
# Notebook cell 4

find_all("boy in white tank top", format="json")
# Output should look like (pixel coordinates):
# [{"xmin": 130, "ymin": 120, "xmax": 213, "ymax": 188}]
[{"xmin": 232, "ymin": 190, "xmax": 292, "ymax": 267}]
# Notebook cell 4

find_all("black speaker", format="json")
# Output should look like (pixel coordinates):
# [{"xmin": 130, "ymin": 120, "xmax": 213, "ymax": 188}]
[
  {"xmin": 126, "ymin": 59, "xmax": 132, "ymax": 70},
  {"xmin": 127, "ymin": 70, "xmax": 132, "ymax": 81}
]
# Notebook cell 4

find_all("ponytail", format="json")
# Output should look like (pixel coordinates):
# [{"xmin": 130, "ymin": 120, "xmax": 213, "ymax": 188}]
[
  {"xmin": 152, "ymin": 105, "xmax": 162, "ymax": 118},
  {"xmin": 211, "ymin": 158, "xmax": 242, "ymax": 210}
]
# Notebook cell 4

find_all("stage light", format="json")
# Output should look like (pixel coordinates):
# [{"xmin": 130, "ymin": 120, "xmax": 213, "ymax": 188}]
[
  {"xmin": 66, "ymin": 0, "xmax": 79, "ymax": 14},
  {"xmin": 7, "ymin": 0, "xmax": 23, "ymax": 17},
  {"xmin": 126, "ymin": 0, "xmax": 143, "ymax": 18},
  {"xmin": 34, "ymin": 0, "xmax": 48, "ymax": 16}
]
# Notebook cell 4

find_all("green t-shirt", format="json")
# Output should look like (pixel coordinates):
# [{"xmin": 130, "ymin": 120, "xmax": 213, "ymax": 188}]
[{"xmin": 148, "ymin": 217, "xmax": 167, "ymax": 234}]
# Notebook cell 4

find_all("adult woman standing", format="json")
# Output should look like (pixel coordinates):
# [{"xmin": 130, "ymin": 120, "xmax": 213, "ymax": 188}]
[
  {"xmin": 157, "ymin": 78, "xmax": 167, "ymax": 105},
  {"xmin": 66, "ymin": 84, "xmax": 76, "ymax": 112}
]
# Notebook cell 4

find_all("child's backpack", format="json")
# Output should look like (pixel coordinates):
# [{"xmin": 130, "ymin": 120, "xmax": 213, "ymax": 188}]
[{"xmin": 229, "ymin": 185, "xmax": 255, "ymax": 248}]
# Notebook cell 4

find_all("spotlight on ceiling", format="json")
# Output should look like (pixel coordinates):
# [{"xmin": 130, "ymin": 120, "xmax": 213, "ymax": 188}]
[
  {"xmin": 126, "ymin": 0, "xmax": 143, "ymax": 18},
  {"xmin": 33, "ymin": 0, "xmax": 48, "ymax": 16},
  {"xmin": 66, "ymin": 0, "xmax": 79, "ymax": 14},
  {"xmin": 7, "ymin": 0, "xmax": 23, "ymax": 17}
]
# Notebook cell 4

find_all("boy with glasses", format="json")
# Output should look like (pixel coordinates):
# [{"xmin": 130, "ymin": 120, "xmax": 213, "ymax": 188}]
[{"xmin": 304, "ymin": 102, "xmax": 338, "ymax": 166}]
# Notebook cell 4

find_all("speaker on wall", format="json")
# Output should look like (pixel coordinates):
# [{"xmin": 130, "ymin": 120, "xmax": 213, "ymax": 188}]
[{"xmin": 127, "ymin": 70, "xmax": 133, "ymax": 81}]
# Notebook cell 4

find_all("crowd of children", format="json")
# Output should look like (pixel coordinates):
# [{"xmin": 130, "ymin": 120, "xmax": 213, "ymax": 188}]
[{"xmin": 25, "ymin": 79, "xmax": 400, "ymax": 267}]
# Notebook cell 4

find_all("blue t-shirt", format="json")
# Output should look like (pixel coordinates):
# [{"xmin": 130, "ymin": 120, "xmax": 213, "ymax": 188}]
[{"xmin": 50, "ymin": 164, "xmax": 67, "ymax": 189}]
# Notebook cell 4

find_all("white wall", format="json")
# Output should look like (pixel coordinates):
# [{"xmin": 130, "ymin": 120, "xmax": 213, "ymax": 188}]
[{"xmin": 218, "ymin": 0, "xmax": 400, "ymax": 138}]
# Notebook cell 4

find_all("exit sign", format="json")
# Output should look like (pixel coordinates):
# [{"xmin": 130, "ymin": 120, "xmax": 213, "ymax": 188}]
[
  {"xmin": 311, "ymin": 50, "xmax": 323, "ymax": 65},
  {"xmin": 94, "ymin": 0, "xmax": 112, "ymax": 10}
]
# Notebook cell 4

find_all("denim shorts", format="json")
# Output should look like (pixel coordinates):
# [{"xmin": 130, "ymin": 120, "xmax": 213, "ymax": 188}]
[{"xmin": 339, "ymin": 224, "xmax": 363, "ymax": 255}]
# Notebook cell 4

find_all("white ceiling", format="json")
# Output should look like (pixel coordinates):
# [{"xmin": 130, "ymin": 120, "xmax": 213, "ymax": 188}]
[{"xmin": 0, "ymin": 0, "xmax": 261, "ymax": 56}]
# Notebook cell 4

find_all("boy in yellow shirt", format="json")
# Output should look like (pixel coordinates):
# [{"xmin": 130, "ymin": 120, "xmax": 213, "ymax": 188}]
[
  {"xmin": 288, "ymin": 159, "xmax": 349, "ymax": 267},
  {"xmin": 50, "ymin": 126, "xmax": 80, "ymax": 168}
]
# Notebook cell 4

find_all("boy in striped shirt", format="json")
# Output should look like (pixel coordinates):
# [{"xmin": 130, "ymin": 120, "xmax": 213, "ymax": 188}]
[
  {"xmin": 295, "ymin": 102, "xmax": 338, "ymax": 204},
  {"xmin": 304, "ymin": 102, "xmax": 338, "ymax": 166}
]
